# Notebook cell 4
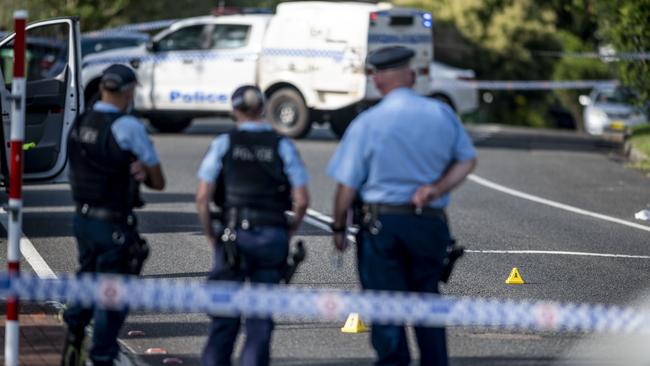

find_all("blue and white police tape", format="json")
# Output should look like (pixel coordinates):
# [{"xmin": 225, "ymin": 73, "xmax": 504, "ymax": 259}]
[
  {"xmin": 2, "ymin": 271, "xmax": 650, "ymax": 334},
  {"xmin": 86, "ymin": 20, "xmax": 179, "ymax": 36},
  {"xmin": 431, "ymin": 79, "xmax": 618, "ymax": 91},
  {"xmin": 82, "ymin": 48, "xmax": 349, "ymax": 69},
  {"xmin": 82, "ymin": 51, "xmax": 261, "ymax": 69}
]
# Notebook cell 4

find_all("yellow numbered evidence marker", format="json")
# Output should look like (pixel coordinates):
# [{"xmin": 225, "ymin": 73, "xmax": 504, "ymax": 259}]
[
  {"xmin": 341, "ymin": 313, "xmax": 369, "ymax": 333},
  {"xmin": 505, "ymin": 267, "xmax": 525, "ymax": 285}
]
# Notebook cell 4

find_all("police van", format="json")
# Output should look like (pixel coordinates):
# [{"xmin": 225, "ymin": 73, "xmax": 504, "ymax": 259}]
[
  {"xmin": 82, "ymin": 2, "xmax": 433, "ymax": 138},
  {"xmin": 0, "ymin": 17, "xmax": 83, "ymax": 185}
]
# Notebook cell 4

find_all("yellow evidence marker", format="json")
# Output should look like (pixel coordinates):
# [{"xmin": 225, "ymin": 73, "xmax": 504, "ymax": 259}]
[
  {"xmin": 341, "ymin": 313, "xmax": 369, "ymax": 333},
  {"xmin": 505, "ymin": 267, "xmax": 525, "ymax": 285}
]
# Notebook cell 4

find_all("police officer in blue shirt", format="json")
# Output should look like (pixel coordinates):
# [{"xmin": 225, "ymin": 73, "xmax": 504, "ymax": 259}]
[
  {"xmin": 196, "ymin": 85, "xmax": 310, "ymax": 366},
  {"xmin": 62, "ymin": 64, "xmax": 165, "ymax": 366},
  {"xmin": 327, "ymin": 46, "xmax": 477, "ymax": 366}
]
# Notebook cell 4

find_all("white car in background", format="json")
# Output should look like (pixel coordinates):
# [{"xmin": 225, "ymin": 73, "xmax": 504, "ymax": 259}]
[
  {"xmin": 429, "ymin": 61, "xmax": 479, "ymax": 115},
  {"xmin": 579, "ymin": 86, "xmax": 648, "ymax": 135}
]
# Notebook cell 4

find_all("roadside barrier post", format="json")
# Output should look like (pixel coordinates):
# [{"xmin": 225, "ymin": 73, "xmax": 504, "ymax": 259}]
[{"xmin": 5, "ymin": 10, "xmax": 27, "ymax": 366}]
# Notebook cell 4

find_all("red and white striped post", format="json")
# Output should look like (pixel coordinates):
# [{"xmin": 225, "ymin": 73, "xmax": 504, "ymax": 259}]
[{"xmin": 5, "ymin": 10, "xmax": 27, "ymax": 366}]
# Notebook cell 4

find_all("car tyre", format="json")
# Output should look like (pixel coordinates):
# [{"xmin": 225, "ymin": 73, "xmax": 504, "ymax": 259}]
[
  {"xmin": 149, "ymin": 117, "xmax": 192, "ymax": 133},
  {"xmin": 329, "ymin": 107, "xmax": 357, "ymax": 139},
  {"xmin": 267, "ymin": 88, "xmax": 311, "ymax": 139}
]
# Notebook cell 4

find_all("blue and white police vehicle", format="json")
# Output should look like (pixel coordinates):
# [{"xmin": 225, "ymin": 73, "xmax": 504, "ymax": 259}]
[{"xmin": 81, "ymin": 2, "xmax": 434, "ymax": 138}]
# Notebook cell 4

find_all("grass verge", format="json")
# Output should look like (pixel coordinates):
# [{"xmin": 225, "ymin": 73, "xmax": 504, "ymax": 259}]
[{"xmin": 627, "ymin": 125, "xmax": 650, "ymax": 172}]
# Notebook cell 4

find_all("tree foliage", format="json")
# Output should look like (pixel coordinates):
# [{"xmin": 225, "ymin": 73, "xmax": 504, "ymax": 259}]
[{"xmin": 595, "ymin": 0, "xmax": 650, "ymax": 103}]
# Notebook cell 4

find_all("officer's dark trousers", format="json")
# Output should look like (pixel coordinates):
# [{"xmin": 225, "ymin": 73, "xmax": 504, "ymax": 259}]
[
  {"xmin": 357, "ymin": 214, "xmax": 451, "ymax": 366},
  {"xmin": 63, "ymin": 214, "xmax": 138, "ymax": 364},
  {"xmin": 202, "ymin": 226, "xmax": 289, "ymax": 366}
]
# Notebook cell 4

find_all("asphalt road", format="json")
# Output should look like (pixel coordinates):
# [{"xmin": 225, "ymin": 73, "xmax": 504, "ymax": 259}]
[{"xmin": 2, "ymin": 119, "xmax": 650, "ymax": 365}]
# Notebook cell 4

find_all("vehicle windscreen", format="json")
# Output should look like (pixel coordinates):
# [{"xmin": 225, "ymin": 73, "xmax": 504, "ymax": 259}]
[
  {"xmin": 82, "ymin": 36, "xmax": 147, "ymax": 56},
  {"xmin": 595, "ymin": 88, "xmax": 636, "ymax": 104}
]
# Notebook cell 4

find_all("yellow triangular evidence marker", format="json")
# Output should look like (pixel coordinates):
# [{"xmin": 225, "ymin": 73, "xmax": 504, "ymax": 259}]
[
  {"xmin": 341, "ymin": 313, "xmax": 369, "ymax": 333},
  {"xmin": 505, "ymin": 267, "xmax": 525, "ymax": 284}
]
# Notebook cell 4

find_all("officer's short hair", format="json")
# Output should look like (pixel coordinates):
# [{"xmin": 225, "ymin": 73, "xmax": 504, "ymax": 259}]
[{"xmin": 231, "ymin": 85, "xmax": 264, "ymax": 114}]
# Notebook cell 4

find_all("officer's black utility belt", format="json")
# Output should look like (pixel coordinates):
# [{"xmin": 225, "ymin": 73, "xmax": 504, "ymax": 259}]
[
  {"xmin": 224, "ymin": 207, "xmax": 288, "ymax": 229},
  {"xmin": 364, "ymin": 204, "xmax": 447, "ymax": 221},
  {"xmin": 76, "ymin": 203, "xmax": 135, "ymax": 225}
]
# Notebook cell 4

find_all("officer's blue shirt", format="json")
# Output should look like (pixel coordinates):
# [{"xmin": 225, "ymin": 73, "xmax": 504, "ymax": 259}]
[
  {"xmin": 327, "ymin": 88, "xmax": 476, "ymax": 208},
  {"xmin": 197, "ymin": 122, "xmax": 309, "ymax": 187},
  {"xmin": 93, "ymin": 102, "xmax": 160, "ymax": 166}
]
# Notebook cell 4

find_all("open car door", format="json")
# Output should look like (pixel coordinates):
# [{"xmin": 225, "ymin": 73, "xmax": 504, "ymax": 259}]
[{"xmin": 0, "ymin": 17, "xmax": 82, "ymax": 185}]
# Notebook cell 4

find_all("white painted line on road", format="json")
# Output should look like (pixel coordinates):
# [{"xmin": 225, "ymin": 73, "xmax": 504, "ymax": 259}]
[
  {"xmin": 302, "ymin": 214, "xmax": 333, "ymax": 232},
  {"xmin": 0, "ymin": 208, "xmax": 57, "ymax": 279},
  {"xmin": 306, "ymin": 208, "xmax": 333, "ymax": 223},
  {"xmin": 466, "ymin": 249, "xmax": 650, "ymax": 260},
  {"xmin": 304, "ymin": 209, "xmax": 650, "ymax": 260},
  {"xmin": 468, "ymin": 174, "xmax": 650, "ymax": 233}
]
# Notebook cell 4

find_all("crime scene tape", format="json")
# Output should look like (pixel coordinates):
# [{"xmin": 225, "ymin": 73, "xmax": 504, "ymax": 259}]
[
  {"xmin": 2, "ymin": 271, "xmax": 650, "ymax": 334},
  {"xmin": 86, "ymin": 19, "xmax": 179, "ymax": 36},
  {"xmin": 431, "ymin": 79, "xmax": 618, "ymax": 91},
  {"xmin": 81, "ymin": 49, "xmax": 350, "ymax": 69}
]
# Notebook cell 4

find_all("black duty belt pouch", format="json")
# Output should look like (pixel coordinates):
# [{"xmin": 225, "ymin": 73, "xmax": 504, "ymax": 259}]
[
  {"xmin": 113, "ymin": 221, "xmax": 149, "ymax": 275},
  {"xmin": 222, "ymin": 240, "xmax": 241, "ymax": 272},
  {"xmin": 126, "ymin": 232, "xmax": 149, "ymax": 275}
]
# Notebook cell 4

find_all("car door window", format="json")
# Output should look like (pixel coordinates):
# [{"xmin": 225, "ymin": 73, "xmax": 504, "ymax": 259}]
[
  {"xmin": 0, "ymin": 21, "xmax": 76, "ymax": 176},
  {"xmin": 210, "ymin": 24, "xmax": 250, "ymax": 49},
  {"xmin": 0, "ymin": 23, "xmax": 69, "ymax": 87},
  {"xmin": 157, "ymin": 25, "xmax": 207, "ymax": 52}
]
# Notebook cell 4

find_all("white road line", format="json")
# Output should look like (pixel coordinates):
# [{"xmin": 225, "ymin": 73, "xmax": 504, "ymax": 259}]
[
  {"xmin": 303, "ymin": 209, "xmax": 650, "ymax": 260},
  {"xmin": 466, "ymin": 249, "xmax": 650, "ymax": 260},
  {"xmin": 0, "ymin": 208, "xmax": 57, "ymax": 279},
  {"xmin": 306, "ymin": 208, "xmax": 333, "ymax": 223},
  {"xmin": 468, "ymin": 174, "xmax": 650, "ymax": 233},
  {"xmin": 302, "ymin": 215, "xmax": 333, "ymax": 232}
]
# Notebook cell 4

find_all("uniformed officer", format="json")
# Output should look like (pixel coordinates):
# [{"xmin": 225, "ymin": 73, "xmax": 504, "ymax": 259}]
[
  {"xmin": 327, "ymin": 46, "xmax": 477, "ymax": 366},
  {"xmin": 62, "ymin": 64, "xmax": 165, "ymax": 366},
  {"xmin": 196, "ymin": 85, "xmax": 310, "ymax": 366}
]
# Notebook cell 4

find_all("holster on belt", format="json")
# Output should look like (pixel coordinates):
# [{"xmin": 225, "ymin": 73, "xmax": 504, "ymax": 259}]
[
  {"xmin": 220, "ymin": 208, "xmax": 241, "ymax": 272},
  {"xmin": 126, "ymin": 232, "xmax": 149, "ymax": 275},
  {"xmin": 440, "ymin": 240, "xmax": 464, "ymax": 283},
  {"xmin": 282, "ymin": 240, "xmax": 306, "ymax": 284}
]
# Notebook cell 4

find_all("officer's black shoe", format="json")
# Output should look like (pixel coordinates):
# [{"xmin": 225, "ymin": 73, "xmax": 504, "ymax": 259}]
[{"xmin": 61, "ymin": 329, "xmax": 86, "ymax": 366}]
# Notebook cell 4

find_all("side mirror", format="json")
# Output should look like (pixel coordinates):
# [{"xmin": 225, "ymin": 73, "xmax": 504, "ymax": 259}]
[
  {"xmin": 146, "ymin": 41, "xmax": 158, "ymax": 52},
  {"xmin": 578, "ymin": 95, "xmax": 591, "ymax": 106}
]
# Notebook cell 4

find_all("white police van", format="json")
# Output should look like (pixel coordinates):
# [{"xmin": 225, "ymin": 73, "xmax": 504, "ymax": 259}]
[
  {"xmin": 0, "ymin": 17, "xmax": 83, "ymax": 185},
  {"xmin": 82, "ymin": 2, "xmax": 434, "ymax": 138}
]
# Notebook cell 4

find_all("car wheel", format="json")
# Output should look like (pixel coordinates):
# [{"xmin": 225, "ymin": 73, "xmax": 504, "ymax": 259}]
[
  {"xmin": 267, "ymin": 88, "xmax": 311, "ymax": 139},
  {"xmin": 149, "ymin": 117, "xmax": 192, "ymax": 133},
  {"xmin": 329, "ymin": 108, "xmax": 357, "ymax": 139}
]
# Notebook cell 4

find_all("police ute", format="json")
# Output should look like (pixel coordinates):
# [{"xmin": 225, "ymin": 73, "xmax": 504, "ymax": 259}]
[{"xmin": 82, "ymin": 2, "xmax": 434, "ymax": 138}]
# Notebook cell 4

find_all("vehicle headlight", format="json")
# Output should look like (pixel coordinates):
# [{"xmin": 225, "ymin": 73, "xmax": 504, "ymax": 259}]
[{"xmin": 587, "ymin": 108, "xmax": 608, "ymax": 125}]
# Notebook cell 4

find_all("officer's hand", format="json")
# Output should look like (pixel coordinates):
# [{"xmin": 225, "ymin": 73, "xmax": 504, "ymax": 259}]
[
  {"xmin": 130, "ymin": 161, "xmax": 147, "ymax": 182},
  {"xmin": 333, "ymin": 232, "xmax": 348, "ymax": 252},
  {"xmin": 411, "ymin": 184, "xmax": 440, "ymax": 208}
]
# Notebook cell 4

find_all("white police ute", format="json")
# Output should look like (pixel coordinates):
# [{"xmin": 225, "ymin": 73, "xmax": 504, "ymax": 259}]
[{"xmin": 82, "ymin": 2, "xmax": 434, "ymax": 138}]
